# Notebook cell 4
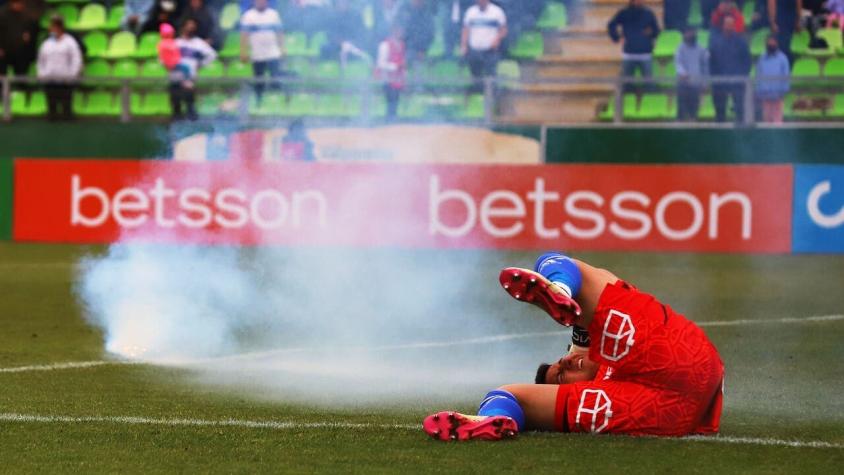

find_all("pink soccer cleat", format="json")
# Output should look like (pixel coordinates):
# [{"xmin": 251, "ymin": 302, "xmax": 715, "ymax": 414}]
[
  {"xmin": 423, "ymin": 411, "xmax": 518, "ymax": 442},
  {"xmin": 499, "ymin": 267, "xmax": 582, "ymax": 327}
]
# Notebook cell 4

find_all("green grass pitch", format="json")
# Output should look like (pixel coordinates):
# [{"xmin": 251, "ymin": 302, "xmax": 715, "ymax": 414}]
[{"xmin": 1, "ymin": 243, "xmax": 843, "ymax": 473}]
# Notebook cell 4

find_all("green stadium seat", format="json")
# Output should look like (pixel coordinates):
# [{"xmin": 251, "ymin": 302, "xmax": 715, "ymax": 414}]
[
  {"xmin": 135, "ymin": 32, "xmax": 161, "ymax": 59},
  {"xmin": 459, "ymin": 93, "xmax": 486, "ymax": 119},
  {"xmin": 283, "ymin": 93, "xmax": 317, "ymax": 116},
  {"xmin": 427, "ymin": 33, "xmax": 445, "ymax": 58},
  {"xmin": 825, "ymin": 57, "xmax": 844, "ymax": 77},
  {"xmin": 11, "ymin": 91, "xmax": 46, "ymax": 117},
  {"xmin": 83, "ymin": 59, "xmax": 110, "ymax": 78},
  {"xmin": 742, "ymin": 1, "xmax": 755, "ymax": 22},
  {"xmin": 198, "ymin": 93, "xmax": 230, "ymax": 116},
  {"xmin": 343, "ymin": 60, "xmax": 371, "ymax": 81},
  {"xmin": 104, "ymin": 5, "xmax": 124, "ymax": 31},
  {"xmin": 10, "ymin": 91, "xmax": 28, "ymax": 116},
  {"xmin": 362, "ymin": 3, "xmax": 375, "ymax": 30},
  {"xmin": 27, "ymin": 91, "xmax": 47, "ymax": 116},
  {"xmin": 698, "ymin": 30, "xmax": 710, "ymax": 49},
  {"xmin": 688, "ymin": 0, "xmax": 703, "ymax": 26},
  {"xmin": 537, "ymin": 2, "xmax": 567, "ymax": 30},
  {"xmin": 790, "ymin": 29, "xmax": 810, "ymax": 55},
  {"xmin": 659, "ymin": 61, "xmax": 676, "ymax": 77},
  {"xmin": 699, "ymin": 94, "xmax": 715, "ymax": 120},
  {"xmin": 140, "ymin": 60, "xmax": 168, "ymax": 79},
  {"xmin": 829, "ymin": 94, "xmax": 844, "ymax": 118},
  {"xmin": 654, "ymin": 30, "xmax": 682, "ymax": 59},
  {"xmin": 308, "ymin": 32, "xmax": 328, "ymax": 57},
  {"xmin": 74, "ymin": 3, "xmax": 106, "ymax": 31},
  {"xmin": 497, "ymin": 59, "xmax": 521, "ymax": 80},
  {"xmin": 250, "ymin": 92, "xmax": 287, "ymax": 116},
  {"xmin": 792, "ymin": 57, "xmax": 821, "ymax": 88},
  {"xmin": 510, "ymin": 31, "xmax": 544, "ymax": 59},
  {"xmin": 103, "ymin": 31, "xmax": 137, "ymax": 59},
  {"xmin": 112, "ymin": 59, "xmax": 139, "ymax": 79},
  {"xmin": 42, "ymin": 4, "xmax": 79, "ymax": 29},
  {"xmin": 635, "ymin": 93, "xmax": 670, "ymax": 120},
  {"xmin": 285, "ymin": 57, "xmax": 310, "ymax": 78},
  {"xmin": 315, "ymin": 94, "xmax": 357, "ymax": 117},
  {"xmin": 83, "ymin": 31, "xmax": 108, "ymax": 58},
  {"xmin": 285, "ymin": 32, "xmax": 309, "ymax": 57},
  {"xmin": 131, "ymin": 92, "xmax": 171, "ymax": 116},
  {"xmin": 750, "ymin": 29, "xmax": 771, "ymax": 56},
  {"xmin": 598, "ymin": 94, "xmax": 636, "ymax": 121},
  {"xmin": 220, "ymin": 3, "xmax": 241, "ymax": 30},
  {"xmin": 75, "ymin": 91, "xmax": 119, "ymax": 116},
  {"xmin": 807, "ymin": 28, "xmax": 843, "ymax": 56},
  {"xmin": 198, "ymin": 60, "xmax": 225, "ymax": 79},
  {"xmin": 432, "ymin": 60, "xmax": 470, "ymax": 84},
  {"xmin": 220, "ymin": 32, "xmax": 241, "ymax": 58},
  {"xmin": 398, "ymin": 94, "xmax": 429, "ymax": 118},
  {"xmin": 312, "ymin": 61, "xmax": 341, "ymax": 80},
  {"xmin": 226, "ymin": 61, "xmax": 252, "ymax": 78}
]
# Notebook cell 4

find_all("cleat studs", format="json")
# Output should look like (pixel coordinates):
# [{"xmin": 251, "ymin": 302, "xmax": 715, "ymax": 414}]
[
  {"xmin": 450, "ymin": 434, "xmax": 457, "ymax": 441},
  {"xmin": 514, "ymin": 293, "xmax": 521, "ymax": 299},
  {"xmin": 512, "ymin": 273, "xmax": 521, "ymax": 281},
  {"xmin": 503, "ymin": 283, "xmax": 510, "ymax": 290},
  {"xmin": 529, "ymin": 277, "xmax": 537, "ymax": 284}
]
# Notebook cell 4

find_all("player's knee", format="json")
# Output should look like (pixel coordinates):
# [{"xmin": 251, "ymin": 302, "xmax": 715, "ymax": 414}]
[{"xmin": 533, "ymin": 252, "xmax": 582, "ymax": 297}]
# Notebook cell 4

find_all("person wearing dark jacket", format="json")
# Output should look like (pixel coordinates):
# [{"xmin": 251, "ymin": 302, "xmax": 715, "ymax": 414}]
[
  {"xmin": 608, "ymin": 0, "xmax": 661, "ymax": 93},
  {"xmin": 708, "ymin": 16, "xmax": 752, "ymax": 122},
  {"xmin": 178, "ymin": 0, "xmax": 221, "ymax": 50},
  {"xmin": 768, "ymin": 0, "xmax": 802, "ymax": 65},
  {"xmin": 0, "ymin": 0, "xmax": 40, "ymax": 77}
]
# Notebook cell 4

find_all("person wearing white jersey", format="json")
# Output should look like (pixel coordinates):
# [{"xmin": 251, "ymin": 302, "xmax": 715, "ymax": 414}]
[
  {"xmin": 240, "ymin": 0, "xmax": 285, "ymax": 102},
  {"xmin": 37, "ymin": 16, "xmax": 82, "ymax": 121},
  {"xmin": 170, "ymin": 19, "xmax": 217, "ymax": 120},
  {"xmin": 461, "ymin": 0, "xmax": 507, "ymax": 90}
]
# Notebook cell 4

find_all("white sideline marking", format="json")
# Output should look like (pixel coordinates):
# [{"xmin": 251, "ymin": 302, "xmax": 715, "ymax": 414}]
[
  {"xmin": 0, "ymin": 412, "xmax": 841, "ymax": 449},
  {"xmin": 1, "ymin": 314, "xmax": 842, "ymax": 373}
]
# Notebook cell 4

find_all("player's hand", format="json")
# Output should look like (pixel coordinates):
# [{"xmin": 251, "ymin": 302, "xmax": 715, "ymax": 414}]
[{"xmin": 499, "ymin": 267, "xmax": 583, "ymax": 327}]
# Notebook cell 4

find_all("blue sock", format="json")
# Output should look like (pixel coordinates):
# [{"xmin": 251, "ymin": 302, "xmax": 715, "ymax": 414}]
[
  {"xmin": 534, "ymin": 252, "xmax": 582, "ymax": 298},
  {"xmin": 477, "ymin": 390, "xmax": 525, "ymax": 431}
]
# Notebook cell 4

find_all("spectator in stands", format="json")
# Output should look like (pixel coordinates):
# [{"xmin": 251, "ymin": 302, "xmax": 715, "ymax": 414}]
[
  {"xmin": 607, "ymin": 0, "xmax": 660, "ymax": 93},
  {"xmin": 124, "ymin": 0, "xmax": 154, "ymax": 34},
  {"xmin": 768, "ymin": 0, "xmax": 802, "ymax": 64},
  {"xmin": 400, "ymin": 0, "xmax": 436, "ymax": 62},
  {"xmin": 675, "ymin": 27, "xmax": 709, "ymax": 120},
  {"xmin": 178, "ymin": 0, "xmax": 222, "ymax": 50},
  {"xmin": 755, "ymin": 34, "xmax": 790, "ymax": 123},
  {"xmin": 142, "ymin": 0, "xmax": 185, "ymax": 34},
  {"xmin": 169, "ymin": 18, "xmax": 217, "ymax": 120},
  {"xmin": 0, "ymin": 0, "xmax": 40, "ymax": 78},
  {"xmin": 665, "ymin": 0, "xmax": 692, "ymax": 30},
  {"xmin": 37, "ymin": 16, "xmax": 82, "ymax": 121},
  {"xmin": 280, "ymin": 119, "xmax": 315, "ymax": 161},
  {"xmin": 375, "ymin": 25, "xmax": 406, "ymax": 119},
  {"xmin": 461, "ymin": 0, "xmax": 508, "ymax": 90},
  {"xmin": 826, "ymin": 0, "xmax": 844, "ymax": 30},
  {"xmin": 709, "ymin": 15, "xmax": 751, "ymax": 122},
  {"xmin": 322, "ymin": 0, "xmax": 370, "ymax": 65},
  {"xmin": 443, "ymin": 0, "xmax": 474, "ymax": 58},
  {"xmin": 240, "ymin": 0, "xmax": 284, "ymax": 102},
  {"xmin": 710, "ymin": 0, "xmax": 746, "ymax": 32}
]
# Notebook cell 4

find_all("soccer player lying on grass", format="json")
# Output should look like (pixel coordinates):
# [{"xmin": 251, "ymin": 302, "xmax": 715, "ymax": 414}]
[{"xmin": 423, "ymin": 252, "xmax": 725, "ymax": 441}]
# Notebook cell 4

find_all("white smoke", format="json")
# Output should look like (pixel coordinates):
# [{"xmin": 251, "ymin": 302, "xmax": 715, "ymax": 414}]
[{"xmin": 77, "ymin": 243, "xmax": 566, "ymax": 405}]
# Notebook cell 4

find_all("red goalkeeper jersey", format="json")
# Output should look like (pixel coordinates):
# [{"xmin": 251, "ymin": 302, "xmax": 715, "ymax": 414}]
[{"xmin": 554, "ymin": 281, "xmax": 724, "ymax": 436}]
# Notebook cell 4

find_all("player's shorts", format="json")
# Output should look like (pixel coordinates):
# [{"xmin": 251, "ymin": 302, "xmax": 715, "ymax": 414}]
[{"xmin": 554, "ymin": 280, "xmax": 724, "ymax": 436}]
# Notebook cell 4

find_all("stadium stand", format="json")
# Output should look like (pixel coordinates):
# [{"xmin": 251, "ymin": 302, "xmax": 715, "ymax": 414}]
[{"xmin": 1, "ymin": 0, "xmax": 842, "ymax": 124}]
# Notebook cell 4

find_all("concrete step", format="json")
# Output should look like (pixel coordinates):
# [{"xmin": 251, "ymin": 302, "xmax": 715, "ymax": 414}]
[
  {"xmin": 557, "ymin": 36, "xmax": 621, "ymax": 60},
  {"xmin": 535, "ymin": 59, "xmax": 621, "ymax": 79},
  {"xmin": 501, "ymin": 93, "xmax": 605, "ymax": 123}
]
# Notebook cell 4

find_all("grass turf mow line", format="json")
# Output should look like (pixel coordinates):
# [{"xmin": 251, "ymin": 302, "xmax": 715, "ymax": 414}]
[
  {"xmin": 2, "ymin": 412, "xmax": 842, "ymax": 450},
  {"xmin": 1, "ymin": 314, "xmax": 842, "ymax": 373}
]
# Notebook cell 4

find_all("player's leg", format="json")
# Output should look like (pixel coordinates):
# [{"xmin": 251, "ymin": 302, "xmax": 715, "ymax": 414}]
[{"xmin": 499, "ymin": 252, "xmax": 619, "ymax": 327}]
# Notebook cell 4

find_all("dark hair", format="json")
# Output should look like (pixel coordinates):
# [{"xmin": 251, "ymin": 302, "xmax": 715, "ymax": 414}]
[
  {"xmin": 535, "ymin": 363, "xmax": 551, "ymax": 384},
  {"xmin": 49, "ymin": 15, "xmax": 65, "ymax": 30}
]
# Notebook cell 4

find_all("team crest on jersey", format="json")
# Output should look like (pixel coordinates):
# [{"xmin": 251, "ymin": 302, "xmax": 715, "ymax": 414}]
[
  {"xmin": 575, "ymin": 389, "xmax": 613, "ymax": 433},
  {"xmin": 600, "ymin": 309, "xmax": 636, "ymax": 362}
]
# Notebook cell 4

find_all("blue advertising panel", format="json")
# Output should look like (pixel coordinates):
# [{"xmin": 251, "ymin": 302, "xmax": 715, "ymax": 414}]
[{"xmin": 793, "ymin": 165, "xmax": 844, "ymax": 253}]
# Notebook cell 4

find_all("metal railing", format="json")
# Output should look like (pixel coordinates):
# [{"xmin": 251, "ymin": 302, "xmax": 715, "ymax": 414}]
[{"xmin": 1, "ymin": 74, "xmax": 841, "ymax": 126}]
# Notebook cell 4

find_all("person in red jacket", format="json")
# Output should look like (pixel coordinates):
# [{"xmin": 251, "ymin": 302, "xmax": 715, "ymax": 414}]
[
  {"xmin": 374, "ymin": 25, "xmax": 407, "ymax": 120},
  {"xmin": 423, "ymin": 252, "xmax": 725, "ymax": 441},
  {"xmin": 710, "ymin": 0, "xmax": 746, "ymax": 32}
]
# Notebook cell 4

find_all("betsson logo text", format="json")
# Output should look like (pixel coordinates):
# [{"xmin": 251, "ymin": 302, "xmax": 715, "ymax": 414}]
[
  {"xmin": 429, "ymin": 176, "xmax": 752, "ymax": 241},
  {"xmin": 71, "ymin": 175, "xmax": 328, "ymax": 230}
]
